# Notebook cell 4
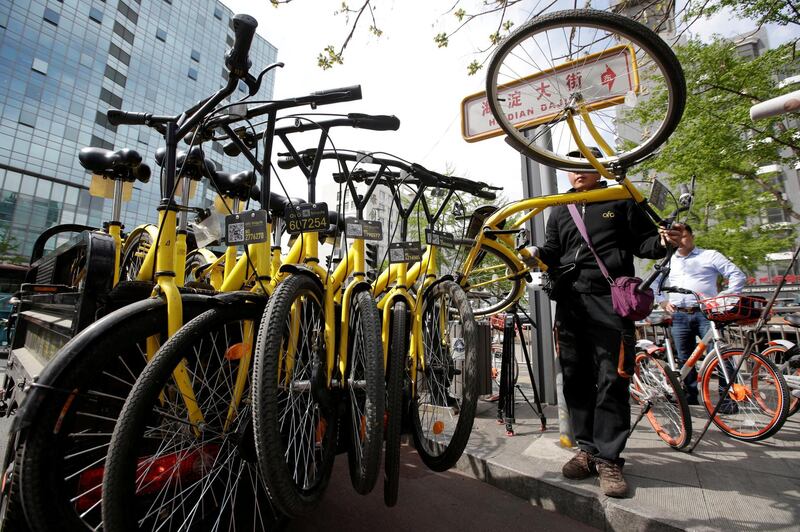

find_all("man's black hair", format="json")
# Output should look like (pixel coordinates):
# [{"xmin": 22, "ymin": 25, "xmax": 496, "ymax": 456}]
[{"xmin": 684, "ymin": 224, "xmax": 693, "ymax": 234}]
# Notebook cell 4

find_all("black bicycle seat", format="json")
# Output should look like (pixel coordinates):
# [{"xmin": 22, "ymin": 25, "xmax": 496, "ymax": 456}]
[
  {"xmin": 213, "ymin": 170, "xmax": 256, "ymax": 201},
  {"xmin": 155, "ymin": 146, "xmax": 212, "ymax": 180},
  {"xmin": 783, "ymin": 313, "xmax": 800, "ymax": 328},
  {"xmin": 79, "ymin": 147, "xmax": 147, "ymax": 182}
]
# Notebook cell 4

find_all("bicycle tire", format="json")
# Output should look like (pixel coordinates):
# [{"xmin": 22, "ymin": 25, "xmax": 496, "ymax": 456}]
[
  {"xmin": 119, "ymin": 225, "xmax": 156, "ymax": 282},
  {"xmin": 384, "ymin": 299, "xmax": 407, "ymax": 507},
  {"xmin": 761, "ymin": 344, "xmax": 800, "ymax": 417},
  {"xmin": 700, "ymin": 348, "xmax": 789, "ymax": 442},
  {"xmin": 485, "ymin": 9, "xmax": 686, "ymax": 170},
  {"xmin": 17, "ymin": 301, "xmax": 207, "ymax": 532},
  {"xmin": 102, "ymin": 302, "xmax": 280, "ymax": 531},
  {"xmin": 184, "ymin": 248, "xmax": 215, "ymax": 285},
  {"xmin": 632, "ymin": 352, "xmax": 691, "ymax": 449},
  {"xmin": 345, "ymin": 288, "xmax": 384, "ymax": 495},
  {"xmin": 410, "ymin": 281, "xmax": 478, "ymax": 472},
  {"xmin": 458, "ymin": 243, "xmax": 524, "ymax": 318},
  {"xmin": 252, "ymin": 274, "xmax": 338, "ymax": 518},
  {"xmin": 0, "ymin": 447, "xmax": 26, "ymax": 532}
]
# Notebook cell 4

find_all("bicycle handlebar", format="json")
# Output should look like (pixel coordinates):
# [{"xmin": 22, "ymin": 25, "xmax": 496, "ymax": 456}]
[
  {"xmin": 225, "ymin": 14, "xmax": 258, "ymax": 78},
  {"xmin": 107, "ymin": 111, "xmax": 174, "ymax": 127},
  {"xmin": 223, "ymin": 112, "xmax": 398, "ymax": 156}
]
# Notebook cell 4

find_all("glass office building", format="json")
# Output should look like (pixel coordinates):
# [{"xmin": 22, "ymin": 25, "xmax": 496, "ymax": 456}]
[{"xmin": 0, "ymin": 0, "xmax": 277, "ymax": 260}]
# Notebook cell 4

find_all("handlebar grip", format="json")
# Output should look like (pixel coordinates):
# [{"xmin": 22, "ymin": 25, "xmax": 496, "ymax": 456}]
[
  {"xmin": 107, "ymin": 110, "xmax": 151, "ymax": 126},
  {"xmin": 750, "ymin": 89, "xmax": 800, "ymax": 120},
  {"xmin": 309, "ymin": 85, "xmax": 362, "ymax": 106},
  {"xmin": 225, "ymin": 14, "xmax": 258, "ymax": 77},
  {"xmin": 347, "ymin": 113, "xmax": 400, "ymax": 131},
  {"xmin": 476, "ymin": 190, "xmax": 496, "ymax": 200}
]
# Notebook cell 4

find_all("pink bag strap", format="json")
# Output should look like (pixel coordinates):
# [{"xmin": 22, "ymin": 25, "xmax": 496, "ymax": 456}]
[{"xmin": 567, "ymin": 203, "xmax": 613, "ymax": 285}]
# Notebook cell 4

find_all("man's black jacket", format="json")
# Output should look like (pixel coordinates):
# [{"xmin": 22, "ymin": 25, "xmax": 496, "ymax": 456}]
[{"xmin": 538, "ymin": 183, "xmax": 666, "ymax": 295}]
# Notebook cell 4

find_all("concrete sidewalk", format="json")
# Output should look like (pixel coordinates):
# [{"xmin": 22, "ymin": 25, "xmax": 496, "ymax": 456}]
[{"xmin": 454, "ymin": 382, "xmax": 800, "ymax": 531}]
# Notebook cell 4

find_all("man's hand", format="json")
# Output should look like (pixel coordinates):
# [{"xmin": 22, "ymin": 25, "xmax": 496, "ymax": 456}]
[
  {"xmin": 521, "ymin": 246, "xmax": 540, "ymax": 268},
  {"xmin": 659, "ymin": 223, "xmax": 685, "ymax": 248},
  {"xmin": 659, "ymin": 300, "xmax": 677, "ymax": 313}
]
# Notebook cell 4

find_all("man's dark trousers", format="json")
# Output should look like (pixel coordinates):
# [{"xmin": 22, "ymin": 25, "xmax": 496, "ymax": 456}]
[{"xmin": 555, "ymin": 290, "xmax": 634, "ymax": 464}]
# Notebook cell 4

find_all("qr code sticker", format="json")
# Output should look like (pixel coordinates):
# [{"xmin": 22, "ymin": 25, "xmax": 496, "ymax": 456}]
[
  {"xmin": 390, "ymin": 248, "xmax": 405, "ymax": 262},
  {"xmin": 228, "ymin": 222, "xmax": 244, "ymax": 243},
  {"xmin": 347, "ymin": 222, "xmax": 363, "ymax": 237}
]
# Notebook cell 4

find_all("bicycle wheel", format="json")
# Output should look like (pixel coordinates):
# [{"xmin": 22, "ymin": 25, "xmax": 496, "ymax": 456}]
[
  {"xmin": 384, "ymin": 299, "xmax": 407, "ymax": 507},
  {"xmin": 0, "ymin": 446, "xmax": 24, "ymax": 531},
  {"xmin": 345, "ymin": 288, "xmax": 384, "ymax": 495},
  {"xmin": 761, "ymin": 344, "xmax": 800, "ymax": 417},
  {"xmin": 120, "ymin": 225, "xmax": 156, "ymax": 281},
  {"xmin": 252, "ymin": 274, "xmax": 338, "ymax": 518},
  {"xmin": 458, "ymin": 242, "xmax": 524, "ymax": 318},
  {"xmin": 485, "ymin": 9, "xmax": 686, "ymax": 170},
  {"xmin": 17, "ymin": 300, "xmax": 207, "ymax": 532},
  {"xmin": 700, "ymin": 348, "xmax": 789, "ymax": 442},
  {"xmin": 102, "ymin": 302, "xmax": 280, "ymax": 531},
  {"xmin": 184, "ymin": 248, "xmax": 215, "ymax": 286},
  {"xmin": 631, "ymin": 352, "xmax": 691, "ymax": 449},
  {"xmin": 410, "ymin": 280, "xmax": 478, "ymax": 472}
]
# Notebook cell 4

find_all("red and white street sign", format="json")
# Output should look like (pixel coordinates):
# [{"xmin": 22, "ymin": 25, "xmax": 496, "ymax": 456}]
[{"xmin": 461, "ymin": 44, "xmax": 639, "ymax": 142}]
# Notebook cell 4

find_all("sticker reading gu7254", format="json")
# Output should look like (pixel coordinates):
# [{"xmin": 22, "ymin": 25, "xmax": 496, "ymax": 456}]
[
  {"xmin": 285, "ymin": 202, "xmax": 330, "ymax": 235},
  {"xmin": 224, "ymin": 210, "xmax": 268, "ymax": 245}
]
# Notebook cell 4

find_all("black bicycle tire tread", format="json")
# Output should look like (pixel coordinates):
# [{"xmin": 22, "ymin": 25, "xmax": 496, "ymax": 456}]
[
  {"xmin": 702, "ymin": 349, "xmax": 789, "ymax": 442},
  {"xmin": 252, "ymin": 274, "xmax": 336, "ymax": 518},
  {"xmin": 412, "ymin": 281, "xmax": 478, "ymax": 472},
  {"xmin": 119, "ymin": 228, "xmax": 153, "ymax": 281},
  {"xmin": 17, "ymin": 307, "xmax": 186, "ymax": 532},
  {"xmin": 384, "ymin": 299, "xmax": 407, "ymax": 507},
  {"xmin": 485, "ymin": 8, "xmax": 686, "ymax": 170},
  {"xmin": 0, "ymin": 448, "xmax": 27, "ymax": 532},
  {"xmin": 643, "ymin": 356, "xmax": 692, "ymax": 449},
  {"xmin": 346, "ymin": 289, "xmax": 385, "ymax": 495},
  {"xmin": 461, "ymin": 243, "xmax": 523, "ymax": 318},
  {"xmin": 102, "ymin": 303, "xmax": 269, "ymax": 531},
  {"xmin": 762, "ymin": 345, "xmax": 800, "ymax": 417}
]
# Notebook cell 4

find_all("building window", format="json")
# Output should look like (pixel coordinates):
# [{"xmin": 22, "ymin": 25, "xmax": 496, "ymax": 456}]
[
  {"xmin": 31, "ymin": 58, "xmax": 48, "ymax": 75},
  {"xmin": 117, "ymin": 0, "xmax": 138, "ymax": 24},
  {"xmin": 225, "ymin": 34, "xmax": 233, "ymax": 47},
  {"xmin": 238, "ymin": 80, "xmax": 246, "ymax": 93},
  {"xmin": 156, "ymin": 28, "xmax": 167, "ymax": 42},
  {"xmin": 164, "ymin": 0, "xmax": 172, "ymax": 3},
  {"xmin": 90, "ymin": 135, "xmax": 114, "ymax": 151},
  {"xmin": 188, "ymin": 67, "xmax": 198, "ymax": 80},
  {"xmin": 212, "ymin": 142, "xmax": 223, "ymax": 154},
  {"xmin": 19, "ymin": 110, "xmax": 37, "ymax": 128},
  {"xmin": 43, "ymin": 8, "xmax": 60, "ymax": 26},
  {"xmin": 100, "ymin": 88, "xmax": 123, "ymax": 109},
  {"xmin": 214, "ymin": 6, "xmax": 223, "ymax": 20},
  {"xmin": 113, "ymin": 21, "xmax": 135, "ymax": 44},
  {"xmin": 109, "ymin": 43, "xmax": 131, "ymax": 65},
  {"xmin": 137, "ymin": 131, "xmax": 149, "ymax": 144},
  {"xmin": 191, "ymin": 49, "xmax": 200, "ymax": 62},
  {"xmin": 89, "ymin": 7, "xmax": 103, "ymax": 23},
  {"xmin": 104, "ymin": 64, "xmax": 127, "ymax": 87},
  {"xmin": 95, "ymin": 111, "xmax": 118, "ymax": 133}
]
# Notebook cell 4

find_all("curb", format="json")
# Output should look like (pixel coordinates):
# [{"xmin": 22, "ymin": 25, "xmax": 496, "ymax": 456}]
[{"xmin": 455, "ymin": 442, "xmax": 685, "ymax": 532}]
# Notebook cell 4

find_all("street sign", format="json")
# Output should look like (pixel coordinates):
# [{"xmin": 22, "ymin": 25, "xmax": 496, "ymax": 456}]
[{"xmin": 461, "ymin": 44, "xmax": 639, "ymax": 142}]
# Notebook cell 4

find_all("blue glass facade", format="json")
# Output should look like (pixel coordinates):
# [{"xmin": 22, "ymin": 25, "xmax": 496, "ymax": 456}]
[{"xmin": 0, "ymin": 0, "xmax": 277, "ymax": 259}]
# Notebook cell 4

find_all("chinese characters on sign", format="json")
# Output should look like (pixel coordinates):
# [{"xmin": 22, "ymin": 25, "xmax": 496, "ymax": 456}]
[{"xmin": 461, "ymin": 44, "xmax": 638, "ymax": 142}]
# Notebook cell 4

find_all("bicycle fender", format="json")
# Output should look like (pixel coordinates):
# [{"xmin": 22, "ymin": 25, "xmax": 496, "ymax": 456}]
[
  {"xmin": 11, "ymin": 294, "xmax": 213, "ymax": 433},
  {"xmin": 210, "ymin": 290, "xmax": 268, "ymax": 306},
  {"xmin": 766, "ymin": 339, "xmax": 796, "ymax": 350},
  {"xmin": 278, "ymin": 264, "xmax": 324, "ymax": 292},
  {"xmin": 420, "ymin": 274, "xmax": 455, "ymax": 298}
]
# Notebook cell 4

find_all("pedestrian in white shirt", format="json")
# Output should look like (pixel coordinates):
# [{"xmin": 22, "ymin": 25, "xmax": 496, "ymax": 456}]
[{"xmin": 655, "ymin": 224, "xmax": 746, "ymax": 404}]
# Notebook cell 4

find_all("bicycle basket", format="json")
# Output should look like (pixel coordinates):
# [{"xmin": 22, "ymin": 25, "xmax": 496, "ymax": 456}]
[{"xmin": 700, "ymin": 295, "xmax": 768, "ymax": 324}]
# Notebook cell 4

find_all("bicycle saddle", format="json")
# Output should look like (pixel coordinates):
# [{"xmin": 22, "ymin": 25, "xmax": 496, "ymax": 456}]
[
  {"xmin": 783, "ymin": 313, "xmax": 800, "ymax": 328},
  {"xmin": 213, "ymin": 170, "xmax": 256, "ymax": 202},
  {"xmin": 155, "ymin": 146, "xmax": 214, "ymax": 180},
  {"xmin": 79, "ymin": 147, "xmax": 150, "ymax": 183},
  {"xmin": 646, "ymin": 314, "xmax": 672, "ymax": 327}
]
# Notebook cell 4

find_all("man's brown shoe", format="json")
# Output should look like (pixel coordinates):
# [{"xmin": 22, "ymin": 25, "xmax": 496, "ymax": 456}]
[
  {"xmin": 562, "ymin": 450, "xmax": 595, "ymax": 480},
  {"xmin": 597, "ymin": 461, "xmax": 628, "ymax": 498}
]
